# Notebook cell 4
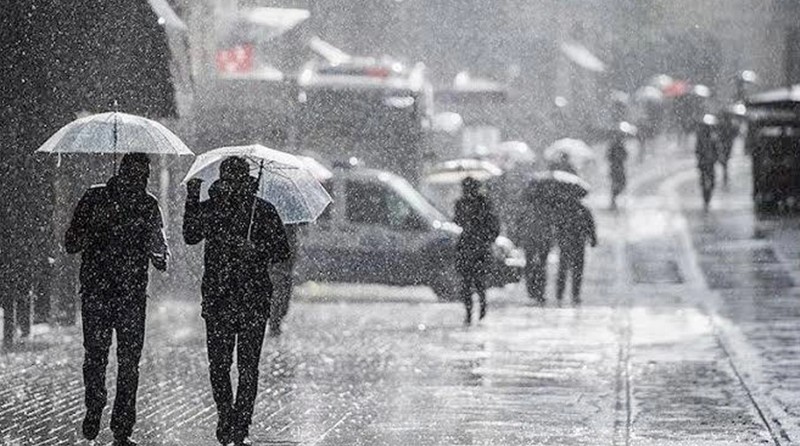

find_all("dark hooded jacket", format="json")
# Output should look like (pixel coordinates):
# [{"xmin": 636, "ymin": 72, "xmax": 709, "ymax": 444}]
[
  {"xmin": 65, "ymin": 175, "xmax": 168, "ymax": 298},
  {"xmin": 183, "ymin": 177, "xmax": 290, "ymax": 319},
  {"xmin": 453, "ymin": 193, "xmax": 499, "ymax": 275}
]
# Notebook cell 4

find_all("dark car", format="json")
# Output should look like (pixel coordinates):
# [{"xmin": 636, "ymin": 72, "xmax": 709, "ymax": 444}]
[{"xmin": 294, "ymin": 166, "xmax": 524, "ymax": 300}]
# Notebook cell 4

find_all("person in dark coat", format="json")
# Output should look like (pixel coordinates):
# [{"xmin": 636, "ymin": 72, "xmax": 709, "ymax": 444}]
[
  {"xmin": 696, "ymin": 116, "xmax": 719, "ymax": 211},
  {"xmin": 716, "ymin": 114, "xmax": 739, "ymax": 187},
  {"xmin": 607, "ymin": 134, "xmax": 628, "ymax": 210},
  {"xmin": 453, "ymin": 177, "xmax": 499, "ymax": 325},
  {"xmin": 183, "ymin": 157, "xmax": 290, "ymax": 446},
  {"xmin": 65, "ymin": 153, "xmax": 169, "ymax": 446},
  {"xmin": 515, "ymin": 187, "xmax": 556, "ymax": 302},
  {"xmin": 554, "ymin": 200, "xmax": 597, "ymax": 303}
]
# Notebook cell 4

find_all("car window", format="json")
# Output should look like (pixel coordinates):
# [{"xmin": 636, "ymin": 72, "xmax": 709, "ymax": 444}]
[
  {"xmin": 346, "ymin": 181, "xmax": 389, "ymax": 225},
  {"xmin": 346, "ymin": 180, "xmax": 419, "ymax": 229}
]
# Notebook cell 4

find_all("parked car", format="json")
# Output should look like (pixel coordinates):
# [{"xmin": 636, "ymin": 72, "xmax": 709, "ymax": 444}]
[{"xmin": 294, "ymin": 165, "xmax": 524, "ymax": 300}]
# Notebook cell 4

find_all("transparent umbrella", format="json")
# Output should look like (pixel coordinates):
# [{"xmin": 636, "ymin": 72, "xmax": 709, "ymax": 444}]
[
  {"xmin": 36, "ymin": 111, "xmax": 192, "ymax": 156},
  {"xmin": 182, "ymin": 144, "xmax": 332, "ymax": 224}
]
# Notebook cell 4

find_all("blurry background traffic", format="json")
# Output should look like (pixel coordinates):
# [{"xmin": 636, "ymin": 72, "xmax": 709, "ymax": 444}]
[{"xmin": 4, "ymin": 0, "xmax": 800, "ymax": 327}]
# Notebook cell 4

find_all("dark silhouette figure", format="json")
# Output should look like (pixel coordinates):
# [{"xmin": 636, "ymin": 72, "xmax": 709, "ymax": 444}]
[
  {"xmin": 268, "ymin": 224, "xmax": 299, "ymax": 337},
  {"xmin": 65, "ymin": 154, "xmax": 168, "ymax": 446},
  {"xmin": 608, "ymin": 135, "xmax": 628, "ymax": 210},
  {"xmin": 716, "ymin": 115, "xmax": 739, "ymax": 187},
  {"xmin": 696, "ymin": 120, "xmax": 719, "ymax": 211},
  {"xmin": 515, "ymin": 190, "xmax": 556, "ymax": 302},
  {"xmin": 183, "ymin": 157, "xmax": 290, "ymax": 446},
  {"xmin": 453, "ymin": 177, "xmax": 500, "ymax": 325},
  {"xmin": 554, "ymin": 200, "xmax": 597, "ymax": 302}
]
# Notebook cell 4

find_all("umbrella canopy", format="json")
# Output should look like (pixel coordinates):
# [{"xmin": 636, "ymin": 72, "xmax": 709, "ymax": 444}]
[
  {"xmin": 424, "ymin": 159, "xmax": 503, "ymax": 184},
  {"xmin": 527, "ymin": 170, "xmax": 590, "ymax": 200},
  {"xmin": 544, "ymin": 138, "xmax": 595, "ymax": 163},
  {"xmin": 36, "ymin": 112, "xmax": 192, "ymax": 156},
  {"xmin": 183, "ymin": 144, "xmax": 332, "ymax": 224},
  {"xmin": 297, "ymin": 155, "xmax": 333, "ymax": 181}
]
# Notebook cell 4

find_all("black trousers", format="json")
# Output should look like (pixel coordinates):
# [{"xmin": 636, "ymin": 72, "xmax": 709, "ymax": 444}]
[
  {"xmin": 556, "ymin": 245, "xmax": 586, "ymax": 300},
  {"xmin": 524, "ymin": 242, "xmax": 551, "ymax": 301},
  {"xmin": 81, "ymin": 294, "xmax": 146, "ymax": 439},
  {"xmin": 206, "ymin": 314, "xmax": 267, "ymax": 441},
  {"xmin": 699, "ymin": 164, "xmax": 716, "ymax": 206}
]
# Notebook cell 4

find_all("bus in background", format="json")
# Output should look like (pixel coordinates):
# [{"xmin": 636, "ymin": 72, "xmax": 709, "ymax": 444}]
[{"xmin": 296, "ymin": 57, "xmax": 435, "ymax": 183}]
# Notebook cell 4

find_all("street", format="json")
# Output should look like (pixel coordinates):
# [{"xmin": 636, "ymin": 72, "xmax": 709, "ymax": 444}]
[{"xmin": 2, "ymin": 146, "xmax": 800, "ymax": 446}]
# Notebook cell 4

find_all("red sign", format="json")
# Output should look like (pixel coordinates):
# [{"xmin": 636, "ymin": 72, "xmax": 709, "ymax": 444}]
[{"xmin": 216, "ymin": 44, "xmax": 254, "ymax": 74}]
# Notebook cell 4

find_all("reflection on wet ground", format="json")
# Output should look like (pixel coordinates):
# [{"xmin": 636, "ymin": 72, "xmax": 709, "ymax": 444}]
[{"xmin": 2, "ymin": 154, "xmax": 800, "ymax": 445}]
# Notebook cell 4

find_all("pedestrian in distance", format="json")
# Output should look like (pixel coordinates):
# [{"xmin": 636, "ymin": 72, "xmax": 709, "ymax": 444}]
[
  {"xmin": 696, "ymin": 115, "xmax": 719, "ymax": 211},
  {"xmin": 183, "ymin": 156, "xmax": 290, "ymax": 446},
  {"xmin": 515, "ymin": 187, "xmax": 556, "ymax": 303},
  {"xmin": 554, "ymin": 199, "xmax": 597, "ymax": 303},
  {"xmin": 607, "ymin": 133, "xmax": 628, "ymax": 210},
  {"xmin": 716, "ymin": 114, "xmax": 739, "ymax": 187},
  {"xmin": 65, "ymin": 153, "xmax": 169, "ymax": 446},
  {"xmin": 453, "ymin": 177, "xmax": 500, "ymax": 326}
]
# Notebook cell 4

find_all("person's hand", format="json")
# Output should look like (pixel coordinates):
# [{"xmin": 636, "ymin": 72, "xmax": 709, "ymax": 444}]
[
  {"xmin": 151, "ymin": 252, "xmax": 168, "ymax": 271},
  {"xmin": 187, "ymin": 178, "xmax": 203, "ymax": 199}
]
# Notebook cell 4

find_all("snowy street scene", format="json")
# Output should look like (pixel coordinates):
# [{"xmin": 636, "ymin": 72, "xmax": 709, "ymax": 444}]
[{"xmin": 4, "ymin": 1, "xmax": 800, "ymax": 445}]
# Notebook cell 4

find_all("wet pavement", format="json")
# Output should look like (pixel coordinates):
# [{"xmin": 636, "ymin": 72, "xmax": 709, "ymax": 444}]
[{"xmin": 2, "ymin": 141, "xmax": 799, "ymax": 445}]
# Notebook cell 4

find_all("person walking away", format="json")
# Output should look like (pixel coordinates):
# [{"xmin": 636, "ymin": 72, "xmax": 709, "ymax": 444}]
[
  {"xmin": 268, "ymin": 223, "xmax": 299, "ymax": 337},
  {"xmin": 554, "ymin": 199, "xmax": 597, "ymax": 303},
  {"xmin": 696, "ymin": 116, "xmax": 719, "ymax": 211},
  {"xmin": 607, "ymin": 134, "xmax": 628, "ymax": 210},
  {"xmin": 65, "ymin": 153, "xmax": 169, "ymax": 446},
  {"xmin": 183, "ymin": 157, "xmax": 290, "ymax": 446},
  {"xmin": 515, "ymin": 186, "xmax": 556, "ymax": 302},
  {"xmin": 453, "ymin": 177, "xmax": 500, "ymax": 325},
  {"xmin": 716, "ymin": 114, "xmax": 739, "ymax": 187}
]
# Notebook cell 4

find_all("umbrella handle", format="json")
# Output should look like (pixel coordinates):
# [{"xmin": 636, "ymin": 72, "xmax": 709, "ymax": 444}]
[
  {"xmin": 113, "ymin": 100, "xmax": 119, "ymax": 174},
  {"xmin": 246, "ymin": 160, "xmax": 264, "ymax": 242}
]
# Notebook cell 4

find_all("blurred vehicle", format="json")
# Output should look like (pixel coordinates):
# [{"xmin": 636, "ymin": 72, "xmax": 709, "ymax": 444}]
[
  {"xmin": 419, "ymin": 158, "xmax": 503, "ymax": 218},
  {"xmin": 744, "ymin": 85, "xmax": 800, "ymax": 213},
  {"xmin": 295, "ymin": 165, "xmax": 523, "ymax": 301},
  {"xmin": 297, "ymin": 57, "xmax": 434, "ymax": 183}
]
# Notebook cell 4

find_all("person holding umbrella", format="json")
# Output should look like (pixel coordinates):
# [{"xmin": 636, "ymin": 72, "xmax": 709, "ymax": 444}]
[
  {"xmin": 41, "ymin": 109, "xmax": 191, "ymax": 446},
  {"xmin": 554, "ymin": 198, "xmax": 597, "ymax": 303},
  {"xmin": 183, "ymin": 156, "xmax": 290, "ymax": 446},
  {"xmin": 65, "ymin": 153, "xmax": 169, "ymax": 446}
]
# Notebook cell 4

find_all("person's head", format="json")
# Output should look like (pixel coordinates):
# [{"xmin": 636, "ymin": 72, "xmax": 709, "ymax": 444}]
[
  {"xmin": 118, "ymin": 153, "xmax": 150, "ymax": 189},
  {"xmin": 219, "ymin": 156, "xmax": 250, "ymax": 182},
  {"xmin": 462, "ymin": 176, "xmax": 481, "ymax": 197}
]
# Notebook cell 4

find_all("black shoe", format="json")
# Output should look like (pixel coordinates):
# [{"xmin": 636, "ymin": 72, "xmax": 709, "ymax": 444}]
[
  {"xmin": 113, "ymin": 437, "xmax": 138, "ymax": 446},
  {"xmin": 82, "ymin": 411, "xmax": 101, "ymax": 440}
]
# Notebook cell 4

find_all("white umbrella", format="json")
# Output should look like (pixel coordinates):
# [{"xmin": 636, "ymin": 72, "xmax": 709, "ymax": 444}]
[
  {"xmin": 183, "ymin": 144, "xmax": 332, "ymax": 224},
  {"xmin": 544, "ymin": 138, "xmax": 595, "ymax": 163},
  {"xmin": 36, "ymin": 111, "xmax": 192, "ymax": 156}
]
